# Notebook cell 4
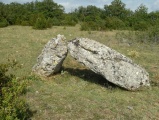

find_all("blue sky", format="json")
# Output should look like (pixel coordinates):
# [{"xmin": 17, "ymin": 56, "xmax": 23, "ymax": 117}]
[{"xmin": 1, "ymin": 0, "xmax": 159, "ymax": 13}]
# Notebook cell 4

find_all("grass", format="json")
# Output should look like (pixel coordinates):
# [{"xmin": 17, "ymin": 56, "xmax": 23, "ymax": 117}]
[{"xmin": 0, "ymin": 25, "xmax": 159, "ymax": 119}]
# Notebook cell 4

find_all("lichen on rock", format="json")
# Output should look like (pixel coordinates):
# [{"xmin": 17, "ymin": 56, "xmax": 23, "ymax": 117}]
[{"xmin": 32, "ymin": 34, "xmax": 68, "ymax": 77}]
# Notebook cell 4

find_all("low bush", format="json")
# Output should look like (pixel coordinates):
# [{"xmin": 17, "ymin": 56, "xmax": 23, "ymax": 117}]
[
  {"xmin": 0, "ymin": 61, "xmax": 31, "ymax": 120},
  {"xmin": 21, "ymin": 21, "xmax": 30, "ymax": 26},
  {"xmin": 105, "ymin": 17, "xmax": 126, "ymax": 30},
  {"xmin": 33, "ymin": 16, "xmax": 47, "ymax": 30},
  {"xmin": 0, "ymin": 19, "xmax": 8, "ymax": 28},
  {"xmin": 116, "ymin": 24, "xmax": 159, "ymax": 44},
  {"xmin": 128, "ymin": 50, "xmax": 140, "ymax": 58},
  {"xmin": 148, "ymin": 25, "xmax": 159, "ymax": 43},
  {"xmin": 33, "ymin": 16, "xmax": 53, "ymax": 30},
  {"xmin": 45, "ymin": 18, "xmax": 53, "ymax": 28},
  {"xmin": 133, "ymin": 21, "xmax": 149, "ymax": 31},
  {"xmin": 80, "ymin": 21, "xmax": 104, "ymax": 31},
  {"xmin": 52, "ymin": 17, "xmax": 61, "ymax": 26},
  {"xmin": 61, "ymin": 15, "xmax": 77, "ymax": 26},
  {"xmin": 80, "ymin": 22, "xmax": 90, "ymax": 31}
]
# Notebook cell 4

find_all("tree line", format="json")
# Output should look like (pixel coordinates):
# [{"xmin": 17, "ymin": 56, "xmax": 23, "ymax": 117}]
[
  {"xmin": 0, "ymin": 0, "xmax": 159, "ymax": 31},
  {"xmin": 0, "ymin": 0, "xmax": 77, "ymax": 29}
]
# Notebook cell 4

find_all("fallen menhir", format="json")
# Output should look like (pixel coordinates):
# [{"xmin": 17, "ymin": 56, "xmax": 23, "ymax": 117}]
[
  {"xmin": 33, "ymin": 35, "xmax": 150, "ymax": 90},
  {"xmin": 68, "ymin": 38, "xmax": 150, "ymax": 90}
]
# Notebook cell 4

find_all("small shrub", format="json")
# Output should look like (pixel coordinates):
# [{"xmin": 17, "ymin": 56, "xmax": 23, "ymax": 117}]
[
  {"xmin": 67, "ymin": 20, "xmax": 77, "ymax": 26},
  {"xmin": 80, "ymin": 22, "xmax": 89, "ymax": 31},
  {"xmin": 15, "ymin": 17, "xmax": 22, "ymax": 25},
  {"xmin": 105, "ymin": 17, "xmax": 126, "ymax": 30},
  {"xmin": 61, "ymin": 15, "xmax": 77, "ymax": 26},
  {"xmin": 88, "ymin": 30, "xmax": 92, "ymax": 34},
  {"xmin": 148, "ymin": 26, "xmax": 159, "ymax": 43},
  {"xmin": 33, "ymin": 17, "xmax": 46, "ymax": 30},
  {"xmin": 0, "ymin": 19, "xmax": 8, "ymax": 28},
  {"xmin": 33, "ymin": 16, "xmax": 53, "ymax": 29},
  {"xmin": 0, "ymin": 61, "xmax": 31, "ymax": 120},
  {"xmin": 45, "ymin": 18, "xmax": 53, "ymax": 28},
  {"xmin": 21, "ymin": 21, "xmax": 30, "ymax": 26},
  {"xmin": 116, "ymin": 28, "xmax": 159, "ymax": 44},
  {"xmin": 133, "ymin": 21, "xmax": 149, "ymax": 31},
  {"xmin": 80, "ymin": 21, "xmax": 99, "ymax": 31},
  {"xmin": 52, "ymin": 17, "xmax": 61, "ymax": 26},
  {"xmin": 29, "ymin": 14, "xmax": 38, "ymax": 26},
  {"xmin": 128, "ymin": 50, "xmax": 139, "ymax": 58},
  {"xmin": 63, "ymin": 26, "xmax": 66, "ymax": 30}
]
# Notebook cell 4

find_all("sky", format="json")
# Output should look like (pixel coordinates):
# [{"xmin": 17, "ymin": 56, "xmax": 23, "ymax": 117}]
[{"xmin": 1, "ymin": 0, "xmax": 159, "ymax": 13}]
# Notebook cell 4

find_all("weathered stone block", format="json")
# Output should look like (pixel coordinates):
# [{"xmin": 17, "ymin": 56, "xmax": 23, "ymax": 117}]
[
  {"xmin": 68, "ymin": 38, "xmax": 150, "ymax": 90},
  {"xmin": 32, "ymin": 34, "xmax": 67, "ymax": 76}
]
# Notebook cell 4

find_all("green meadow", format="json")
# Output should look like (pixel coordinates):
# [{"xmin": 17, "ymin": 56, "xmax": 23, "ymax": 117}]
[{"xmin": 0, "ymin": 25, "xmax": 159, "ymax": 119}]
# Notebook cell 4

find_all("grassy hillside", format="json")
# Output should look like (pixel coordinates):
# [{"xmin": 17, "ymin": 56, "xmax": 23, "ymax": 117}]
[{"xmin": 0, "ymin": 25, "xmax": 159, "ymax": 119}]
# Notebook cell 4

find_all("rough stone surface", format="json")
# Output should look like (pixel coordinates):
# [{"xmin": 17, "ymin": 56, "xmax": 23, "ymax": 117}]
[
  {"xmin": 68, "ymin": 38, "xmax": 150, "ymax": 90},
  {"xmin": 32, "ymin": 34, "xmax": 67, "ymax": 76}
]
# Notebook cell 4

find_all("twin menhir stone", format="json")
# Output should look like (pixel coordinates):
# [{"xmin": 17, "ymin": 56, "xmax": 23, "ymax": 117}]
[{"xmin": 32, "ymin": 34, "xmax": 150, "ymax": 91}]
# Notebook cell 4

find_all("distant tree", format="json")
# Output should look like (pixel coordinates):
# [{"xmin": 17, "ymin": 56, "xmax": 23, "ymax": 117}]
[
  {"xmin": 148, "ymin": 11, "xmax": 159, "ymax": 26},
  {"xmin": 34, "ymin": 0, "xmax": 64, "ymax": 19},
  {"xmin": 74, "ymin": 5, "xmax": 104, "ymax": 30},
  {"xmin": 134, "ymin": 4, "xmax": 148, "ymax": 19},
  {"xmin": 62, "ymin": 13, "xmax": 77, "ymax": 26},
  {"xmin": 104, "ymin": 0, "xmax": 127, "ymax": 20},
  {"xmin": 0, "ymin": 2, "xmax": 8, "ymax": 27},
  {"xmin": 0, "ymin": 2, "xmax": 6, "ymax": 19},
  {"xmin": 74, "ymin": 6, "xmax": 87, "ymax": 22},
  {"xmin": 133, "ymin": 4, "xmax": 149, "ymax": 30},
  {"xmin": 5, "ymin": 2, "xmax": 25, "ymax": 25},
  {"xmin": 0, "ymin": 0, "xmax": 159, "ymax": 31}
]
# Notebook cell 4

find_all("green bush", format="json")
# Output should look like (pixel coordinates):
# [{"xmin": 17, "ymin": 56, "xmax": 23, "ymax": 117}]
[
  {"xmin": 148, "ymin": 26, "xmax": 159, "ymax": 43},
  {"xmin": 105, "ymin": 17, "xmax": 126, "ymax": 30},
  {"xmin": 66, "ymin": 20, "xmax": 77, "ymax": 26},
  {"xmin": 80, "ymin": 22, "xmax": 90, "ymax": 31},
  {"xmin": 133, "ymin": 21, "xmax": 149, "ymax": 31},
  {"xmin": 115, "ymin": 25, "xmax": 159, "ymax": 44},
  {"xmin": 29, "ymin": 14, "xmax": 38, "ymax": 26},
  {"xmin": 0, "ymin": 19, "xmax": 8, "ymax": 28},
  {"xmin": 61, "ymin": 17, "xmax": 77, "ymax": 26},
  {"xmin": 33, "ymin": 16, "xmax": 47, "ymax": 30},
  {"xmin": 15, "ymin": 17, "xmax": 22, "ymax": 25},
  {"xmin": 0, "ymin": 61, "xmax": 31, "ymax": 120},
  {"xmin": 33, "ymin": 15, "xmax": 53, "ymax": 29},
  {"xmin": 45, "ymin": 18, "xmax": 53, "ymax": 28},
  {"xmin": 52, "ymin": 17, "xmax": 61, "ymax": 26},
  {"xmin": 80, "ymin": 19, "xmax": 105, "ymax": 31},
  {"xmin": 88, "ymin": 21, "xmax": 99, "ymax": 30},
  {"xmin": 21, "ymin": 21, "xmax": 30, "ymax": 26}
]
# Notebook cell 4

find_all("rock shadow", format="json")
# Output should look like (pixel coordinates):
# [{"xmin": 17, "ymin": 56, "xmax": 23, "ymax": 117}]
[{"xmin": 63, "ymin": 67, "xmax": 118, "ymax": 90}]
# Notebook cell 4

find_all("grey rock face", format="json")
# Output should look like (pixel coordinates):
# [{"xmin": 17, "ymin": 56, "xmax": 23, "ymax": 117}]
[
  {"xmin": 68, "ymin": 38, "xmax": 150, "ymax": 90},
  {"xmin": 32, "ymin": 34, "xmax": 68, "ymax": 76}
]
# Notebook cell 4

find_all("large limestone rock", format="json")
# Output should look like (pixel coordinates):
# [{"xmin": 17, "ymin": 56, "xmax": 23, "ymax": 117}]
[
  {"xmin": 32, "ymin": 34, "xmax": 67, "ymax": 77},
  {"xmin": 68, "ymin": 38, "xmax": 150, "ymax": 90}
]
